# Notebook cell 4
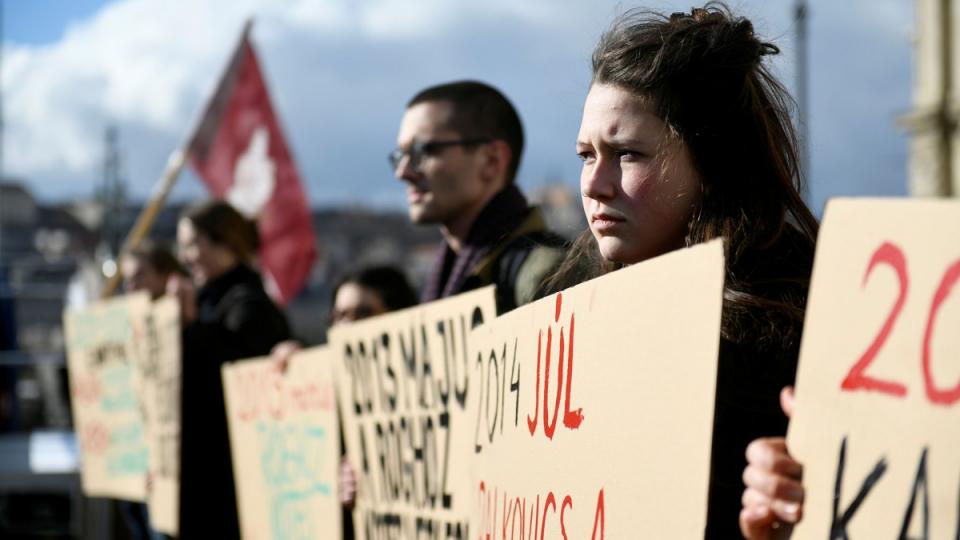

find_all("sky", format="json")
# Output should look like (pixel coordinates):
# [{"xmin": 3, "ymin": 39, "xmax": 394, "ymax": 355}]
[{"xmin": 2, "ymin": 0, "xmax": 914, "ymax": 216}]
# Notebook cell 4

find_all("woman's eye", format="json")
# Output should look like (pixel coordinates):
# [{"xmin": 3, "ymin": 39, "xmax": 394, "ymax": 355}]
[
  {"xmin": 616, "ymin": 150, "xmax": 642, "ymax": 162},
  {"xmin": 576, "ymin": 151, "xmax": 595, "ymax": 164}
]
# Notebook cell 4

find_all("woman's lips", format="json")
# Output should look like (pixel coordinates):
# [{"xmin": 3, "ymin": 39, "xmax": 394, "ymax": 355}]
[{"xmin": 591, "ymin": 212, "xmax": 626, "ymax": 232}]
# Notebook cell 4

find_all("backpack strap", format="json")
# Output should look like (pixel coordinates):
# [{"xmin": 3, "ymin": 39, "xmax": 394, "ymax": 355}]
[{"xmin": 473, "ymin": 208, "xmax": 566, "ymax": 312}]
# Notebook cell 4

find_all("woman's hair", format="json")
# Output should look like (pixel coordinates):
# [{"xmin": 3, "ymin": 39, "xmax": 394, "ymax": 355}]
[
  {"xmin": 333, "ymin": 265, "xmax": 418, "ymax": 312},
  {"xmin": 182, "ymin": 201, "xmax": 260, "ymax": 263},
  {"xmin": 544, "ymin": 3, "xmax": 819, "ymax": 351},
  {"xmin": 127, "ymin": 239, "xmax": 187, "ymax": 277}
]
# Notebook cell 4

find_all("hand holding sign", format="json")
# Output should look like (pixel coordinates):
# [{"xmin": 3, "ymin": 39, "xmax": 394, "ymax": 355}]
[{"xmin": 740, "ymin": 387, "xmax": 803, "ymax": 539}]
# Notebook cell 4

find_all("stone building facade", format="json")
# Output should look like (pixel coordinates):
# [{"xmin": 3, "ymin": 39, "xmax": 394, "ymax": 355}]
[{"xmin": 903, "ymin": 0, "xmax": 960, "ymax": 196}]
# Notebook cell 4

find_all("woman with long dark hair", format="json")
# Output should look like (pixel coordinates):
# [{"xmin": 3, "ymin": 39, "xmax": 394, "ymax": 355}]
[
  {"xmin": 174, "ymin": 201, "xmax": 290, "ymax": 539},
  {"xmin": 541, "ymin": 4, "xmax": 818, "ymax": 536}
]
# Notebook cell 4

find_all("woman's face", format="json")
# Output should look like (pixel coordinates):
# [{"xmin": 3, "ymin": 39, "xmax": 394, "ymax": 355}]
[
  {"xmin": 331, "ymin": 283, "xmax": 388, "ymax": 326},
  {"xmin": 176, "ymin": 218, "xmax": 234, "ymax": 287},
  {"xmin": 577, "ymin": 84, "xmax": 701, "ymax": 265}
]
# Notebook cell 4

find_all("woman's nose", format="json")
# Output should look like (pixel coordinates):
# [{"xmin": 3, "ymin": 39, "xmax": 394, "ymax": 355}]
[{"xmin": 581, "ymin": 157, "xmax": 617, "ymax": 200}]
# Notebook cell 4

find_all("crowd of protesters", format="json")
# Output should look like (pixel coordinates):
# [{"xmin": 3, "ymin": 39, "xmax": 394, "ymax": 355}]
[{"xmin": 116, "ymin": 4, "xmax": 823, "ymax": 539}]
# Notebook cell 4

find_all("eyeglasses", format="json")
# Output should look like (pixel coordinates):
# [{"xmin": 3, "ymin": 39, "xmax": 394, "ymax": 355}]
[{"xmin": 388, "ymin": 138, "xmax": 492, "ymax": 172}]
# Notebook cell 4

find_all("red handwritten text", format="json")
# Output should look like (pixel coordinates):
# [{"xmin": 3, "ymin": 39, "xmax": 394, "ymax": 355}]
[
  {"xmin": 477, "ymin": 480, "xmax": 605, "ymax": 540},
  {"xmin": 527, "ymin": 293, "xmax": 584, "ymax": 440}
]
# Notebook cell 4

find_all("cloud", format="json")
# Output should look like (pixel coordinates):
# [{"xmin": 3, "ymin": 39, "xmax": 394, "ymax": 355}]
[
  {"xmin": 2, "ymin": 0, "xmax": 613, "ymax": 201},
  {"xmin": 2, "ymin": 0, "xmax": 913, "ymax": 211},
  {"xmin": 5, "ymin": 0, "xmax": 247, "ymax": 177}
]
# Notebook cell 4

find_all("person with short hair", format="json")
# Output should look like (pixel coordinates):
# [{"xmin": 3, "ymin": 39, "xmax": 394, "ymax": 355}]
[
  {"xmin": 392, "ymin": 80, "xmax": 565, "ymax": 313},
  {"xmin": 175, "ymin": 200, "xmax": 290, "ymax": 539},
  {"xmin": 541, "ymin": 5, "xmax": 819, "ymax": 537}
]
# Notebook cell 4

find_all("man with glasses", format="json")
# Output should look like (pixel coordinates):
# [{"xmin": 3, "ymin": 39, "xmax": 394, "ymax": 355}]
[{"xmin": 392, "ymin": 80, "xmax": 565, "ymax": 313}]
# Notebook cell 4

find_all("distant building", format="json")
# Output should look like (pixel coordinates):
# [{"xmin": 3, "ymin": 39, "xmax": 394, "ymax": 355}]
[
  {"xmin": 1, "ymin": 181, "xmax": 99, "ymax": 354},
  {"xmin": 0, "ymin": 180, "xmax": 101, "ymax": 430},
  {"xmin": 0, "ymin": 183, "xmax": 38, "ymax": 226},
  {"xmin": 1, "ymin": 177, "xmax": 578, "ymax": 356},
  {"xmin": 902, "ymin": 0, "xmax": 960, "ymax": 197}
]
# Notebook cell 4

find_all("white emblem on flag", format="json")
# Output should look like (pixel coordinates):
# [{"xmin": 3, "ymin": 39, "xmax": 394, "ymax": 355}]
[{"xmin": 228, "ymin": 126, "xmax": 276, "ymax": 217}]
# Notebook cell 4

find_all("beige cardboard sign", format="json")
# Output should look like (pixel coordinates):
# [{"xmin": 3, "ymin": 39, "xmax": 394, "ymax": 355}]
[
  {"xmin": 138, "ymin": 297, "xmax": 181, "ymax": 535},
  {"xmin": 467, "ymin": 239, "xmax": 724, "ymax": 538},
  {"xmin": 329, "ymin": 286, "xmax": 497, "ymax": 540},
  {"xmin": 65, "ymin": 292, "xmax": 152, "ymax": 501},
  {"xmin": 223, "ymin": 348, "xmax": 340, "ymax": 540},
  {"xmin": 789, "ymin": 199, "xmax": 960, "ymax": 538}
]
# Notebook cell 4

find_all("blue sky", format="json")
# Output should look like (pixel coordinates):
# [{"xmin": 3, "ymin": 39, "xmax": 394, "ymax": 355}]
[
  {"xmin": 2, "ymin": 1, "xmax": 914, "ymax": 216},
  {"xmin": 5, "ymin": 0, "xmax": 115, "ymax": 43}
]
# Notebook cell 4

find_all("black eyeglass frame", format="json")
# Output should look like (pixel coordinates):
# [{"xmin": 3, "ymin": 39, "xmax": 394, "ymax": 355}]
[{"xmin": 388, "ymin": 137, "xmax": 493, "ymax": 171}]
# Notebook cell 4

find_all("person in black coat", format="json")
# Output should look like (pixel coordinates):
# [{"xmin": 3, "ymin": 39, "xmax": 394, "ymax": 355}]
[{"xmin": 173, "ymin": 201, "xmax": 290, "ymax": 539}]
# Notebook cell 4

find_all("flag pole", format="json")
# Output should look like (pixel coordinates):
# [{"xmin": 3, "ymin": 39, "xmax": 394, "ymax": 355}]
[{"xmin": 101, "ymin": 19, "xmax": 253, "ymax": 298}]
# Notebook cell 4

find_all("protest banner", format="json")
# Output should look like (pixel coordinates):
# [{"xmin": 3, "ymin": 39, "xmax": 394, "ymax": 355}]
[
  {"xmin": 65, "ymin": 292, "xmax": 152, "ymax": 500},
  {"xmin": 223, "ymin": 348, "xmax": 340, "ymax": 540},
  {"xmin": 137, "ymin": 296, "xmax": 182, "ymax": 535},
  {"xmin": 189, "ymin": 21, "xmax": 316, "ymax": 304},
  {"xmin": 789, "ymin": 199, "xmax": 960, "ymax": 538},
  {"xmin": 467, "ymin": 239, "xmax": 725, "ymax": 538},
  {"xmin": 329, "ymin": 286, "xmax": 497, "ymax": 540}
]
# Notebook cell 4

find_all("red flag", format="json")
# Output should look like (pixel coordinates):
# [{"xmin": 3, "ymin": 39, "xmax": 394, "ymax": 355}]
[{"xmin": 188, "ymin": 21, "xmax": 316, "ymax": 304}]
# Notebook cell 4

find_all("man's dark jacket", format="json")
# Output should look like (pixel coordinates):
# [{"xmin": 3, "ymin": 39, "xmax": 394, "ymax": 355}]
[{"xmin": 421, "ymin": 185, "xmax": 566, "ymax": 314}]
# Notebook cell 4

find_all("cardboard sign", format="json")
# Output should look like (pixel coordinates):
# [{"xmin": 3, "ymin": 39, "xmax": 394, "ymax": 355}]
[
  {"xmin": 789, "ymin": 199, "xmax": 960, "ymax": 538},
  {"xmin": 329, "ymin": 286, "xmax": 497, "ymax": 540},
  {"xmin": 223, "ymin": 348, "xmax": 340, "ymax": 540},
  {"xmin": 467, "ymin": 239, "xmax": 724, "ymax": 538},
  {"xmin": 138, "ymin": 297, "xmax": 182, "ymax": 535},
  {"xmin": 65, "ymin": 292, "xmax": 152, "ymax": 501}
]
